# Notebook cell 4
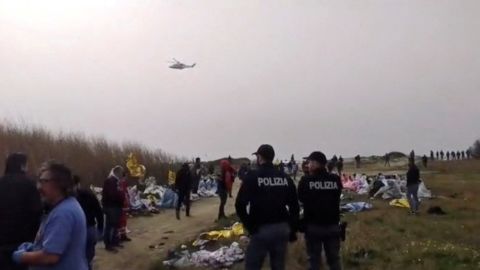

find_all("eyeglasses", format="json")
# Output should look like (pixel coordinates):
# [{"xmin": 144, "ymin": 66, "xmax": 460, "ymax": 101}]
[{"xmin": 38, "ymin": 178, "xmax": 52, "ymax": 184}]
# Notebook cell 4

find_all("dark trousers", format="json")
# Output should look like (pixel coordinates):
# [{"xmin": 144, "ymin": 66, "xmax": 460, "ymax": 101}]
[
  {"xmin": 245, "ymin": 223, "xmax": 290, "ymax": 270},
  {"xmin": 176, "ymin": 191, "xmax": 191, "ymax": 216},
  {"xmin": 218, "ymin": 189, "xmax": 228, "ymax": 219},
  {"xmin": 407, "ymin": 184, "xmax": 420, "ymax": 212},
  {"xmin": 305, "ymin": 224, "xmax": 342, "ymax": 270},
  {"xmin": 104, "ymin": 207, "xmax": 121, "ymax": 248},
  {"xmin": 86, "ymin": 226, "xmax": 97, "ymax": 270}
]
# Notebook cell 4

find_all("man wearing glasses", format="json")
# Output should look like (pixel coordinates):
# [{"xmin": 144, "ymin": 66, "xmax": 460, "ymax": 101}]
[{"xmin": 12, "ymin": 161, "xmax": 88, "ymax": 270}]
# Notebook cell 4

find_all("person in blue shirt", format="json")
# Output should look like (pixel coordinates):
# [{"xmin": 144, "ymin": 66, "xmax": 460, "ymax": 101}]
[{"xmin": 11, "ymin": 161, "xmax": 88, "ymax": 270}]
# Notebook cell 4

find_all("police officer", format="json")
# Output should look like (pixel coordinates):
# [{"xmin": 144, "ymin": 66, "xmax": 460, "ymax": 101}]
[
  {"xmin": 235, "ymin": 144, "xmax": 299, "ymax": 270},
  {"xmin": 298, "ymin": 151, "xmax": 343, "ymax": 270}
]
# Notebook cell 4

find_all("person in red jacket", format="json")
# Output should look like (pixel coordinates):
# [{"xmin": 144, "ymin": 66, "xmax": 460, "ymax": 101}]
[
  {"xmin": 218, "ymin": 160, "xmax": 234, "ymax": 220},
  {"xmin": 118, "ymin": 174, "xmax": 131, "ymax": 242}
]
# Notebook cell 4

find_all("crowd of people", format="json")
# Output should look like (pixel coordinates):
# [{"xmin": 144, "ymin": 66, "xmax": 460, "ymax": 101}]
[
  {"xmin": 0, "ymin": 144, "xmax": 451, "ymax": 270},
  {"xmin": 0, "ymin": 153, "xmax": 132, "ymax": 270}
]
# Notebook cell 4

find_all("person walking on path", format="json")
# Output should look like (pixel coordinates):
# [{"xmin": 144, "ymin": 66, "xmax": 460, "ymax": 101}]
[
  {"xmin": 406, "ymin": 159, "xmax": 421, "ymax": 215},
  {"xmin": 175, "ymin": 163, "xmax": 192, "ymax": 220}
]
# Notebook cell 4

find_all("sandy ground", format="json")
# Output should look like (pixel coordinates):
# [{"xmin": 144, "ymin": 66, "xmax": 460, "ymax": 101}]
[{"xmin": 94, "ymin": 184, "xmax": 238, "ymax": 270}]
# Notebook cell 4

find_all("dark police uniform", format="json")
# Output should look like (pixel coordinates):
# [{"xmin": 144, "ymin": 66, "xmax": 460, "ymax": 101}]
[
  {"xmin": 298, "ymin": 161, "xmax": 343, "ymax": 270},
  {"xmin": 235, "ymin": 162, "xmax": 299, "ymax": 270}
]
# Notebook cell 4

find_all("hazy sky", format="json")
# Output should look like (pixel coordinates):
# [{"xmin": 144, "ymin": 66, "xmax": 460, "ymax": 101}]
[{"xmin": 1, "ymin": 0, "xmax": 479, "ymax": 160}]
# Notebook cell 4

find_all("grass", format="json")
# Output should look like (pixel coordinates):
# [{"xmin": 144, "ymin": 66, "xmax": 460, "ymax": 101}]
[
  {"xmin": 0, "ymin": 122, "xmax": 179, "ymax": 186},
  {"xmin": 152, "ymin": 160, "xmax": 480, "ymax": 270}
]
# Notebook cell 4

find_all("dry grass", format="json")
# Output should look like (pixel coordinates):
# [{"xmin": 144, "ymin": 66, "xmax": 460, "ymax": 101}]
[
  {"xmin": 0, "ymin": 122, "xmax": 179, "ymax": 185},
  {"xmin": 228, "ymin": 160, "xmax": 480, "ymax": 270}
]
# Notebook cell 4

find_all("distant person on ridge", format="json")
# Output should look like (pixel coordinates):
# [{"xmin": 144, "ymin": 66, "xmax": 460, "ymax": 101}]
[
  {"xmin": 436, "ymin": 151, "xmax": 439, "ymax": 160},
  {"xmin": 102, "ymin": 166, "xmax": 124, "ymax": 253},
  {"xmin": 461, "ymin": 151, "xmax": 466, "ymax": 160},
  {"xmin": 175, "ymin": 163, "xmax": 192, "ymax": 220},
  {"xmin": 409, "ymin": 150, "xmax": 415, "ymax": 161},
  {"xmin": 466, "ymin": 149, "xmax": 472, "ymax": 159},
  {"xmin": 0, "ymin": 153, "xmax": 42, "ymax": 270},
  {"xmin": 336, "ymin": 156, "xmax": 344, "ymax": 175},
  {"xmin": 236, "ymin": 144, "xmax": 299, "ymax": 270},
  {"xmin": 74, "ymin": 175, "xmax": 104, "ymax": 270},
  {"xmin": 446, "ymin": 151, "xmax": 450, "ymax": 161},
  {"xmin": 440, "ymin": 150, "xmax": 445, "ymax": 160},
  {"xmin": 355, "ymin": 155, "xmax": 361, "ymax": 168},
  {"xmin": 451, "ymin": 151, "xmax": 456, "ymax": 160},
  {"xmin": 384, "ymin": 153, "xmax": 391, "ymax": 167},
  {"xmin": 430, "ymin": 151, "xmax": 434, "ymax": 161},
  {"xmin": 456, "ymin": 151, "xmax": 461, "ymax": 160},
  {"xmin": 422, "ymin": 155, "xmax": 428, "ymax": 168},
  {"xmin": 406, "ymin": 159, "xmax": 421, "ymax": 215},
  {"xmin": 298, "ymin": 151, "xmax": 343, "ymax": 270}
]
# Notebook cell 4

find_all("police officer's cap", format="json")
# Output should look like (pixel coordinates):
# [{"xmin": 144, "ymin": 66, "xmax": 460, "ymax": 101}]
[
  {"xmin": 252, "ymin": 144, "xmax": 275, "ymax": 161},
  {"xmin": 305, "ymin": 151, "xmax": 327, "ymax": 164}
]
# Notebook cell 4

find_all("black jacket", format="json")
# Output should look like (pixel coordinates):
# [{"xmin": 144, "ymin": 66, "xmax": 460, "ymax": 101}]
[
  {"xmin": 0, "ymin": 173, "xmax": 42, "ymax": 269},
  {"xmin": 407, "ymin": 165, "xmax": 420, "ymax": 186},
  {"xmin": 101, "ymin": 176, "xmax": 124, "ymax": 208},
  {"xmin": 175, "ymin": 166, "xmax": 192, "ymax": 193},
  {"xmin": 235, "ymin": 163, "xmax": 299, "ymax": 234},
  {"xmin": 298, "ymin": 169, "xmax": 343, "ymax": 226},
  {"xmin": 76, "ymin": 188, "xmax": 104, "ymax": 230}
]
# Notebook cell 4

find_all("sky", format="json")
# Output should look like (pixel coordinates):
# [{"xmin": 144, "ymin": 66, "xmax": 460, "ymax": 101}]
[{"xmin": 1, "ymin": 0, "xmax": 479, "ymax": 161}]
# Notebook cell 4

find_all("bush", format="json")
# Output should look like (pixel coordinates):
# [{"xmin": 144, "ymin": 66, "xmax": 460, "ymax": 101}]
[
  {"xmin": 471, "ymin": 139, "xmax": 480, "ymax": 158},
  {"xmin": 0, "ymin": 122, "xmax": 180, "ymax": 186}
]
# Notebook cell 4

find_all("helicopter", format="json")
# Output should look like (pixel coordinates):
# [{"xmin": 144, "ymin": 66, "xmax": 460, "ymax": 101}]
[{"xmin": 168, "ymin": 58, "xmax": 196, "ymax": 70}]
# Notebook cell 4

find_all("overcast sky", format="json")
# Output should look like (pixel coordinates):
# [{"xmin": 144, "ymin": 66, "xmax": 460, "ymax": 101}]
[{"xmin": 1, "ymin": 0, "xmax": 479, "ymax": 160}]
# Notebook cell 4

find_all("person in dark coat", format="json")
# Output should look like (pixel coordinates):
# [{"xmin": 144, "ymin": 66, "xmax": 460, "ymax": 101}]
[
  {"xmin": 422, "ymin": 155, "xmax": 428, "ymax": 168},
  {"xmin": 175, "ymin": 163, "xmax": 192, "ymax": 220},
  {"xmin": 406, "ymin": 159, "xmax": 421, "ymax": 214},
  {"xmin": 74, "ymin": 176, "xmax": 104, "ymax": 270},
  {"xmin": 0, "ymin": 153, "xmax": 43, "ymax": 270},
  {"xmin": 430, "ymin": 151, "xmax": 434, "ymax": 161},
  {"xmin": 354, "ymin": 155, "xmax": 361, "ymax": 168},
  {"xmin": 446, "ymin": 151, "xmax": 450, "ymax": 160},
  {"xmin": 384, "ymin": 153, "xmax": 391, "ymax": 167},
  {"xmin": 336, "ymin": 156, "xmax": 344, "ymax": 175},
  {"xmin": 436, "ymin": 151, "xmax": 439, "ymax": 160},
  {"xmin": 102, "ymin": 166, "xmax": 124, "ymax": 253},
  {"xmin": 440, "ymin": 150, "xmax": 444, "ymax": 160},
  {"xmin": 191, "ymin": 158, "xmax": 201, "ymax": 194},
  {"xmin": 461, "ymin": 151, "xmax": 466, "ymax": 160},
  {"xmin": 456, "ymin": 151, "xmax": 461, "ymax": 160}
]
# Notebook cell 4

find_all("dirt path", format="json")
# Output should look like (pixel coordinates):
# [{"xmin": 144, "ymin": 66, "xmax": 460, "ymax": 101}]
[{"xmin": 94, "ymin": 187, "xmax": 238, "ymax": 270}]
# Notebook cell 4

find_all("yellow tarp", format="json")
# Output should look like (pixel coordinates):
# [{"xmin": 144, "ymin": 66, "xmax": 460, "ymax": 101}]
[
  {"xmin": 126, "ymin": 153, "xmax": 146, "ymax": 178},
  {"xmin": 389, "ymin": 198, "xmax": 410, "ymax": 208},
  {"xmin": 195, "ymin": 222, "xmax": 245, "ymax": 242}
]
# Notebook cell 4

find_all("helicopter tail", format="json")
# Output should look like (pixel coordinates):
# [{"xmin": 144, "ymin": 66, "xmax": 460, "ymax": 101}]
[{"xmin": 190, "ymin": 63, "xmax": 196, "ymax": 68}]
